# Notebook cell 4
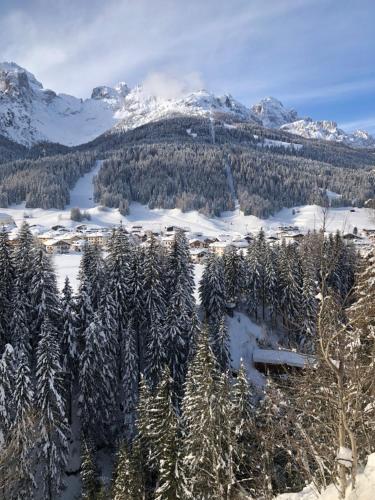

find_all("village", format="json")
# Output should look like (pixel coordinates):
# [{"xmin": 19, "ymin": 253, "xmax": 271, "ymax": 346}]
[{"xmin": 0, "ymin": 211, "xmax": 373, "ymax": 263}]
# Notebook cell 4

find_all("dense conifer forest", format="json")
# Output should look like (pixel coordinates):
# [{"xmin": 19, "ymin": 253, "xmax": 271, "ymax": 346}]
[
  {"xmin": 0, "ymin": 117, "xmax": 374, "ymax": 216},
  {"xmin": 0, "ymin": 223, "xmax": 374, "ymax": 499}
]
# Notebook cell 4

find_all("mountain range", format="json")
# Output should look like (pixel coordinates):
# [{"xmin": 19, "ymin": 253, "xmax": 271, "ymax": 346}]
[{"xmin": 0, "ymin": 61, "xmax": 374, "ymax": 149}]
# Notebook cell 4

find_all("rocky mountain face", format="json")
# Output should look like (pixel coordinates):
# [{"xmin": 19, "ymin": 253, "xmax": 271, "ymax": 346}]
[{"xmin": 0, "ymin": 61, "xmax": 374, "ymax": 149}]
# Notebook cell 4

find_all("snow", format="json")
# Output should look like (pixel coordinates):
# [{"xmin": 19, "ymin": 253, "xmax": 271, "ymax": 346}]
[
  {"xmin": 276, "ymin": 453, "xmax": 375, "ymax": 500},
  {"xmin": 227, "ymin": 312, "xmax": 266, "ymax": 386},
  {"xmin": 67, "ymin": 160, "xmax": 102, "ymax": 210},
  {"xmin": 253, "ymin": 348, "xmax": 315, "ymax": 368},
  {"xmin": 186, "ymin": 128, "xmax": 197, "ymax": 138},
  {"xmin": 337, "ymin": 447, "xmax": 353, "ymax": 468},
  {"xmin": 260, "ymin": 138, "xmax": 303, "ymax": 151}
]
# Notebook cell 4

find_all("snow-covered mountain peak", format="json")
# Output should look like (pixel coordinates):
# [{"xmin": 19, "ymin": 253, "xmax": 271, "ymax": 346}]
[{"xmin": 251, "ymin": 96, "xmax": 299, "ymax": 128}]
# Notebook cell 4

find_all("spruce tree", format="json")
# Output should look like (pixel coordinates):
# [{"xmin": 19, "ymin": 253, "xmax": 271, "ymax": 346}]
[
  {"xmin": 112, "ymin": 442, "xmax": 144, "ymax": 500},
  {"xmin": 30, "ymin": 246, "xmax": 61, "ymax": 345},
  {"xmin": 152, "ymin": 367, "xmax": 186, "ymax": 500},
  {"xmin": 224, "ymin": 245, "xmax": 244, "ymax": 306},
  {"xmin": 143, "ymin": 236, "xmax": 166, "ymax": 388},
  {"xmin": 11, "ymin": 347, "xmax": 36, "ymax": 499},
  {"xmin": 182, "ymin": 328, "xmax": 234, "ymax": 498},
  {"xmin": 210, "ymin": 315, "xmax": 231, "ymax": 372},
  {"xmin": 35, "ymin": 317, "xmax": 69, "ymax": 500},
  {"xmin": 199, "ymin": 254, "xmax": 226, "ymax": 322},
  {"xmin": 122, "ymin": 318, "xmax": 139, "ymax": 439},
  {"xmin": 79, "ymin": 314, "xmax": 113, "ymax": 444},
  {"xmin": 0, "ymin": 344, "xmax": 15, "ymax": 447},
  {"xmin": 80, "ymin": 439, "xmax": 98, "ymax": 500},
  {"xmin": 0, "ymin": 230, "xmax": 15, "ymax": 350}
]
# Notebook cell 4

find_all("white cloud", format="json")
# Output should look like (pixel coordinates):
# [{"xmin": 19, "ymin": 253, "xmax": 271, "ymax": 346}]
[{"xmin": 141, "ymin": 71, "xmax": 204, "ymax": 99}]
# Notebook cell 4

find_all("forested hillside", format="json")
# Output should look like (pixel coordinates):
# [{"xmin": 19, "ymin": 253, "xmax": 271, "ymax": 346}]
[{"xmin": 0, "ymin": 117, "xmax": 374, "ymax": 216}]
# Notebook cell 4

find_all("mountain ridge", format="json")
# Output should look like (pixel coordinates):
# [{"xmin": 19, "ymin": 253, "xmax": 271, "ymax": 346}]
[{"xmin": 0, "ymin": 61, "xmax": 374, "ymax": 149}]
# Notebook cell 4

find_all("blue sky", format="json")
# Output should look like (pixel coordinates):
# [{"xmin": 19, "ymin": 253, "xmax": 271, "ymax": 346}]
[{"xmin": 1, "ymin": 0, "xmax": 374, "ymax": 133}]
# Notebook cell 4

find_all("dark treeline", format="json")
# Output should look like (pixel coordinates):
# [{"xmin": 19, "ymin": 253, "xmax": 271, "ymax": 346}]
[
  {"xmin": 0, "ymin": 151, "xmax": 96, "ymax": 208},
  {"xmin": 0, "ymin": 116, "xmax": 374, "ymax": 215},
  {"xmin": 1, "ymin": 223, "xmax": 371, "ymax": 500}
]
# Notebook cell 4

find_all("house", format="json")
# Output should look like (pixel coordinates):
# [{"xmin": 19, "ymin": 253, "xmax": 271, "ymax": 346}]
[
  {"xmin": 209, "ymin": 241, "xmax": 230, "ymax": 256},
  {"xmin": 161, "ymin": 236, "xmax": 175, "ymax": 248},
  {"xmin": 190, "ymin": 248, "xmax": 208, "ymax": 263},
  {"xmin": 343, "ymin": 233, "xmax": 360, "ymax": 240},
  {"xmin": 253, "ymin": 348, "xmax": 315, "ymax": 375},
  {"xmin": 70, "ymin": 239, "xmax": 87, "ymax": 252},
  {"xmin": 189, "ymin": 238, "xmax": 207, "ymax": 249},
  {"xmin": 43, "ymin": 239, "xmax": 71, "ymax": 254},
  {"xmin": 85, "ymin": 232, "xmax": 109, "ymax": 247}
]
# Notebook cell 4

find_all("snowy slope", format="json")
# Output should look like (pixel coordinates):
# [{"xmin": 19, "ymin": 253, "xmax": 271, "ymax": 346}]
[
  {"xmin": 280, "ymin": 119, "xmax": 375, "ymax": 148},
  {"xmin": 276, "ymin": 453, "xmax": 375, "ymax": 500}
]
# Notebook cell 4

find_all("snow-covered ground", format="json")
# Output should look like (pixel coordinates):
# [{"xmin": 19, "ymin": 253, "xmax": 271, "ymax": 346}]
[{"xmin": 276, "ymin": 453, "xmax": 375, "ymax": 500}]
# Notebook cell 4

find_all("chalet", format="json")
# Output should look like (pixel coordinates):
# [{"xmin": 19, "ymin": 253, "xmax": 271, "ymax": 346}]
[
  {"xmin": 43, "ymin": 239, "xmax": 71, "ymax": 254},
  {"xmin": 343, "ymin": 233, "xmax": 360, "ymax": 240},
  {"xmin": 189, "ymin": 238, "xmax": 207, "ymax": 249},
  {"xmin": 85, "ymin": 232, "xmax": 109, "ymax": 247},
  {"xmin": 190, "ymin": 248, "xmax": 208, "ymax": 263},
  {"xmin": 253, "ymin": 348, "xmax": 315, "ymax": 375},
  {"xmin": 161, "ymin": 236, "xmax": 175, "ymax": 248},
  {"xmin": 209, "ymin": 241, "xmax": 230, "ymax": 256}
]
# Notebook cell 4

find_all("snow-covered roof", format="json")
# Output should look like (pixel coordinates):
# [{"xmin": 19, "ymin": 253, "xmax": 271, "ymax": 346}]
[{"xmin": 253, "ymin": 348, "xmax": 315, "ymax": 368}]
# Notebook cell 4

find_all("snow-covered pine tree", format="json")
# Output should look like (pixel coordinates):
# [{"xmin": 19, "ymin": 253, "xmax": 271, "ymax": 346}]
[
  {"xmin": 127, "ymin": 246, "xmax": 145, "ymax": 370},
  {"xmin": 61, "ymin": 277, "xmax": 78, "ymax": 425},
  {"xmin": 30, "ymin": 246, "xmax": 61, "ymax": 346},
  {"xmin": 151, "ymin": 367, "xmax": 186, "ymax": 500},
  {"xmin": 167, "ymin": 230, "xmax": 195, "ymax": 312},
  {"xmin": 35, "ymin": 317, "xmax": 69, "ymax": 500},
  {"xmin": 112, "ymin": 442, "xmax": 144, "ymax": 500},
  {"xmin": 224, "ymin": 245, "xmax": 245, "ymax": 306},
  {"xmin": 182, "ymin": 328, "xmax": 234, "ymax": 498},
  {"xmin": 199, "ymin": 253, "xmax": 226, "ymax": 323},
  {"xmin": 105, "ymin": 226, "xmax": 132, "ymax": 383},
  {"xmin": 80, "ymin": 439, "xmax": 98, "ymax": 500},
  {"xmin": 79, "ymin": 242, "xmax": 106, "ymax": 312},
  {"xmin": 209, "ymin": 315, "xmax": 231, "ymax": 372},
  {"xmin": 0, "ymin": 229, "xmax": 15, "ymax": 351},
  {"xmin": 122, "ymin": 318, "xmax": 139, "ymax": 439},
  {"xmin": 231, "ymin": 360, "xmax": 255, "ymax": 496},
  {"xmin": 13, "ymin": 222, "xmax": 34, "ymax": 333},
  {"xmin": 10, "ymin": 347, "xmax": 36, "ymax": 499},
  {"xmin": 0, "ymin": 344, "xmax": 15, "ymax": 448},
  {"xmin": 143, "ymin": 236, "xmax": 166, "ymax": 388},
  {"xmin": 9, "ymin": 288, "xmax": 31, "ymax": 357},
  {"xmin": 79, "ymin": 313, "xmax": 113, "ymax": 444},
  {"xmin": 265, "ymin": 246, "xmax": 279, "ymax": 323},
  {"xmin": 164, "ymin": 281, "xmax": 192, "ymax": 394},
  {"xmin": 299, "ymin": 256, "xmax": 318, "ymax": 351}
]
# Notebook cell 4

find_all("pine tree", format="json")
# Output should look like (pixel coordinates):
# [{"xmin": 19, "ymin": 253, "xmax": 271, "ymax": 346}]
[
  {"xmin": 9, "ymin": 289, "xmax": 31, "ymax": 357},
  {"xmin": 79, "ymin": 314, "xmax": 113, "ymax": 444},
  {"xmin": 112, "ymin": 442, "xmax": 144, "ymax": 500},
  {"xmin": 182, "ymin": 328, "xmax": 234, "ymax": 498},
  {"xmin": 30, "ymin": 246, "xmax": 61, "ymax": 345},
  {"xmin": 300, "ymin": 257, "xmax": 318, "ymax": 351},
  {"xmin": 79, "ymin": 243, "xmax": 105, "ymax": 312},
  {"xmin": 0, "ymin": 230, "xmax": 15, "ymax": 350},
  {"xmin": 122, "ymin": 318, "xmax": 139, "ymax": 439},
  {"xmin": 61, "ymin": 277, "xmax": 78, "ymax": 375},
  {"xmin": 35, "ymin": 317, "xmax": 69, "ymax": 500},
  {"xmin": 199, "ymin": 254, "xmax": 226, "ymax": 322},
  {"xmin": 224, "ymin": 245, "xmax": 244, "ymax": 306},
  {"xmin": 143, "ymin": 236, "xmax": 166, "ymax": 388},
  {"xmin": 152, "ymin": 367, "xmax": 186, "ymax": 500},
  {"xmin": 11, "ymin": 347, "xmax": 36, "ymax": 499},
  {"xmin": 0, "ymin": 344, "xmax": 15, "ymax": 447},
  {"xmin": 164, "ymin": 281, "xmax": 191, "ymax": 393},
  {"xmin": 231, "ymin": 360, "xmax": 255, "ymax": 496},
  {"xmin": 80, "ymin": 439, "xmax": 98, "ymax": 500},
  {"xmin": 210, "ymin": 315, "xmax": 231, "ymax": 372}
]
